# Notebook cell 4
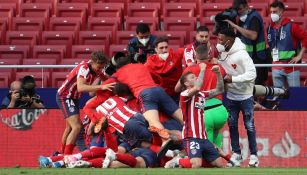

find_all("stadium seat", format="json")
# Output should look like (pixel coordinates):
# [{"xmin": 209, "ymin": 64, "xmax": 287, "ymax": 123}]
[
  {"xmin": 127, "ymin": 3, "xmax": 160, "ymax": 17},
  {"xmin": 78, "ymin": 31, "xmax": 111, "ymax": 53},
  {"xmin": 56, "ymin": 3, "xmax": 88, "ymax": 28},
  {"xmin": 12, "ymin": 17, "xmax": 45, "ymax": 32},
  {"xmin": 0, "ymin": 2, "xmax": 17, "ymax": 17},
  {"xmin": 58, "ymin": 58, "xmax": 84, "ymax": 72},
  {"xmin": 283, "ymin": 3, "xmax": 303, "ymax": 16},
  {"xmin": 19, "ymin": 3, "xmax": 52, "ymax": 28},
  {"xmin": 33, "ymin": 45, "xmax": 66, "ymax": 63},
  {"xmin": 0, "ymin": 74, "xmax": 9, "ymax": 88},
  {"xmin": 249, "ymin": 3, "xmax": 268, "ymax": 17},
  {"xmin": 163, "ymin": 17, "xmax": 196, "ymax": 31},
  {"xmin": 90, "ymin": 3, "xmax": 123, "ymax": 20},
  {"xmin": 87, "ymin": 17, "xmax": 121, "ymax": 36},
  {"xmin": 114, "ymin": 31, "xmax": 136, "ymax": 45},
  {"xmin": 0, "ymin": 3, "xmax": 16, "ymax": 30},
  {"xmin": 0, "ymin": 18, "xmax": 7, "ymax": 44},
  {"xmin": 51, "ymin": 71, "xmax": 69, "ymax": 88},
  {"xmin": 49, "ymin": 17, "xmax": 83, "ymax": 32},
  {"xmin": 125, "ymin": 17, "xmax": 159, "ymax": 31},
  {"xmin": 109, "ymin": 44, "xmax": 127, "ymax": 57},
  {"xmin": 200, "ymin": 3, "xmax": 231, "ymax": 18},
  {"xmin": 22, "ymin": 58, "xmax": 57, "ymax": 72},
  {"xmin": 163, "ymin": 3, "xmax": 196, "ymax": 18},
  {"xmin": 15, "ymin": 71, "xmax": 50, "ymax": 88},
  {"xmin": 289, "ymin": 17, "xmax": 307, "ymax": 29},
  {"xmin": 71, "ymin": 45, "xmax": 105, "ymax": 59},
  {"xmin": 25, "ymin": 0, "xmax": 56, "ymax": 16},
  {"xmin": 0, "ymin": 58, "xmax": 20, "ymax": 81},
  {"xmin": 199, "ymin": 17, "xmax": 215, "ymax": 33},
  {"xmin": 41, "ymin": 31, "xmax": 75, "ymax": 57},
  {"xmin": 152, "ymin": 31, "xmax": 186, "ymax": 47},
  {"xmin": 0, "ymin": 45, "xmax": 29, "ymax": 59},
  {"xmin": 5, "ymin": 31, "xmax": 39, "ymax": 51}
]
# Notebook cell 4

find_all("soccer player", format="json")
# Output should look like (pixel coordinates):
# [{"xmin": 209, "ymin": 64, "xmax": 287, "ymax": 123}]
[
  {"xmin": 109, "ymin": 56, "xmax": 184, "ymax": 140},
  {"xmin": 84, "ymin": 83, "xmax": 153, "ymax": 151},
  {"xmin": 165, "ymin": 63, "xmax": 224, "ymax": 168},
  {"xmin": 175, "ymin": 45, "xmax": 228, "ymax": 148},
  {"xmin": 183, "ymin": 26, "xmax": 218, "ymax": 67},
  {"xmin": 145, "ymin": 36, "xmax": 183, "ymax": 102},
  {"xmin": 56, "ymin": 51, "xmax": 116, "ymax": 155}
]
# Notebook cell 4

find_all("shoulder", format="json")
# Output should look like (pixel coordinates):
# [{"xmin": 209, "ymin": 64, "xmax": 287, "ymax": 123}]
[{"xmin": 128, "ymin": 37, "xmax": 138, "ymax": 45}]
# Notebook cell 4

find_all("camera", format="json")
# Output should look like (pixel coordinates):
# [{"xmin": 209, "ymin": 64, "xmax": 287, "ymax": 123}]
[
  {"xmin": 211, "ymin": 8, "xmax": 238, "ymax": 35},
  {"xmin": 104, "ymin": 52, "xmax": 127, "ymax": 76}
]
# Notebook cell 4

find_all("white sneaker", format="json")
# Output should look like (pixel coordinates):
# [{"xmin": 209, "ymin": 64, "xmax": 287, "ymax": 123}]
[
  {"xmin": 63, "ymin": 155, "xmax": 78, "ymax": 165},
  {"xmin": 67, "ymin": 160, "xmax": 91, "ymax": 168},
  {"xmin": 164, "ymin": 157, "xmax": 180, "ymax": 168},
  {"xmin": 226, "ymin": 153, "xmax": 243, "ymax": 167},
  {"xmin": 248, "ymin": 155, "xmax": 259, "ymax": 167},
  {"xmin": 102, "ymin": 149, "xmax": 116, "ymax": 168}
]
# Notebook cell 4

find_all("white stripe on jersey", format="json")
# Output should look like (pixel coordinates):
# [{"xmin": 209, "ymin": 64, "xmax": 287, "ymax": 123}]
[
  {"xmin": 190, "ymin": 96, "xmax": 196, "ymax": 138},
  {"xmin": 109, "ymin": 116, "xmax": 125, "ymax": 132},
  {"xmin": 115, "ymin": 109, "xmax": 131, "ymax": 121},
  {"xmin": 67, "ymin": 82, "xmax": 77, "ymax": 99},
  {"xmin": 198, "ymin": 108, "xmax": 202, "ymax": 139},
  {"xmin": 96, "ymin": 105, "xmax": 108, "ymax": 115},
  {"xmin": 124, "ymin": 106, "xmax": 137, "ymax": 115}
]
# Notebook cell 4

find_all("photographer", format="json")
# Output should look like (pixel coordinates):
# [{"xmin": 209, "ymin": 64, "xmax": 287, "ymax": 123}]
[
  {"xmin": 224, "ymin": 0, "xmax": 268, "ymax": 85},
  {"xmin": 2, "ymin": 76, "xmax": 44, "ymax": 109},
  {"xmin": 127, "ymin": 23, "xmax": 157, "ymax": 63}
]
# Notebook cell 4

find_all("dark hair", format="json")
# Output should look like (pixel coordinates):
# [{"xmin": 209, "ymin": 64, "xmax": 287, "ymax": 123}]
[
  {"xmin": 232, "ymin": 0, "xmax": 248, "ymax": 9},
  {"xmin": 270, "ymin": 0, "xmax": 285, "ymax": 10},
  {"xmin": 113, "ymin": 83, "xmax": 132, "ymax": 97},
  {"xmin": 180, "ymin": 71, "xmax": 193, "ymax": 89},
  {"xmin": 136, "ymin": 23, "xmax": 150, "ymax": 34},
  {"xmin": 196, "ymin": 26, "xmax": 209, "ymax": 33},
  {"xmin": 195, "ymin": 45, "xmax": 209, "ymax": 60},
  {"xmin": 219, "ymin": 28, "xmax": 236, "ymax": 39},
  {"xmin": 115, "ymin": 56, "xmax": 131, "ymax": 69},
  {"xmin": 21, "ymin": 75, "xmax": 36, "ymax": 89},
  {"xmin": 91, "ymin": 51, "xmax": 108, "ymax": 64},
  {"xmin": 154, "ymin": 36, "xmax": 168, "ymax": 48}
]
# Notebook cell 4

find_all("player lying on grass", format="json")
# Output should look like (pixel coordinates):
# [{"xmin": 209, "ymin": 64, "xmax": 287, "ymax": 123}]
[{"xmin": 165, "ymin": 63, "xmax": 225, "ymax": 168}]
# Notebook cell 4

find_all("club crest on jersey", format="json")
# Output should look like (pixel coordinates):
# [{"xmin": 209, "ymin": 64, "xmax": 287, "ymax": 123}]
[{"xmin": 231, "ymin": 64, "xmax": 237, "ymax": 69}]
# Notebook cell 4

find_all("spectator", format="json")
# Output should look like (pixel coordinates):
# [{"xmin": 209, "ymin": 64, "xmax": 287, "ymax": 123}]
[
  {"xmin": 56, "ymin": 51, "xmax": 115, "ymax": 155},
  {"xmin": 1, "ymin": 76, "xmax": 44, "ymax": 109},
  {"xmin": 127, "ymin": 23, "xmax": 157, "ymax": 63},
  {"xmin": 145, "ymin": 36, "xmax": 183, "ymax": 102},
  {"xmin": 267, "ymin": 0, "xmax": 307, "ymax": 88},
  {"xmin": 225, "ymin": 0, "xmax": 269, "ymax": 85},
  {"xmin": 217, "ymin": 29, "xmax": 259, "ymax": 167},
  {"xmin": 183, "ymin": 26, "xmax": 218, "ymax": 67}
]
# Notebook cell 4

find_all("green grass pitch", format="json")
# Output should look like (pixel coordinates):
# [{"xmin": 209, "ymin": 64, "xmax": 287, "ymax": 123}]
[{"xmin": 1, "ymin": 168, "xmax": 307, "ymax": 175}]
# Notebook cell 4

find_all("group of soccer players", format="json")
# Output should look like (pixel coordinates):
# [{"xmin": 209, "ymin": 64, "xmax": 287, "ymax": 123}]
[{"xmin": 38, "ymin": 26, "xmax": 246, "ymax": 169}]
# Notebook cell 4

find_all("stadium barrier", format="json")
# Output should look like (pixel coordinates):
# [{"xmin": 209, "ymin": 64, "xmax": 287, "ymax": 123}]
[{"xmin": 0, "ymin": 109, "xmax": 306, "ymax": 168}]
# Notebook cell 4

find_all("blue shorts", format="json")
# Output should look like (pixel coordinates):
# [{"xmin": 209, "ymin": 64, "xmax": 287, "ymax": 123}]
[
  {"xmin": 123, "ymin": 113, "xmax": 153, "ymax": 147},
  {"xmin": 130, "ymin": 148, "xmax": 158, "ymax": 168},
  {"xmin": 56, "ymin": 93, "xmax": 79, "ymax": 119},
  {"xmin": 184, "ymin": 138, "xmax": 219, "ymax": 163},
  {"xmin": 90, "ymin": 133, "xmax": 105, "ymax": 148},
  {"xmin": 119, "ymin": 141, "xmax": 132, "ymax": 152},
  {"xmin": 162, "ymin": 118, "xmax": 183, "ymax": 131},
  {"xmin": 138, "ymin": 87, "xmax": 179, "ymax": 116}
]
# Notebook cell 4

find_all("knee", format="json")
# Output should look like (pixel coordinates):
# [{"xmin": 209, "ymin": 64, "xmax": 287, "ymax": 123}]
[
  {"xmin": 72, "ymin": 123, "xmax": 82, "ymax": 132},
  {"xmin": 244, "ymin": 120, "xmax": 255, "ymax": 132},
  {"xmin": 190, "ymin": 159, "xmax": 202, "ymax": 168}
]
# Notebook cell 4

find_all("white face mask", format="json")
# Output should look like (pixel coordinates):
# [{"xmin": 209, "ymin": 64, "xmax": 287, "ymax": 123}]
[
  {"xmin": 271, "ymin": 13, "xmax": 280, "ymax": 23},
  {"xmin": 216, "ymin": 44, "xmax": 226, "ymax": 53},
  {"xmin": 138, "ymin": 38, "xmax": 150, "ymax": 46},
  {"xmin": 159, "ymin": 52, "xmax": 169, "ymax": 60},
  {"xmin": 240, "ymin": 14, "xmax": 248, "ymax": 22}
]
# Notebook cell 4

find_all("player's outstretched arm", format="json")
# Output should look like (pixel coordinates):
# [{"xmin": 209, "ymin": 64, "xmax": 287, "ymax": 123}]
[{"xmin": 208, "ymin": 65, "xmax": 224, "ymax": 98}]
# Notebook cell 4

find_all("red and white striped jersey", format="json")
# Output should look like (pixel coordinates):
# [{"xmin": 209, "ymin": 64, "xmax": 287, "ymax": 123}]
[
  {"xmin": 180, "ymin": 90, "xmax": 209, "ymax": 139},
  {"xmin": 95, "ymin": 96, "xmax": 137, "ymax": 134},
  {"xmin": 57, "ymin": 60, "xmax": 107, "ymax": 99}
]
